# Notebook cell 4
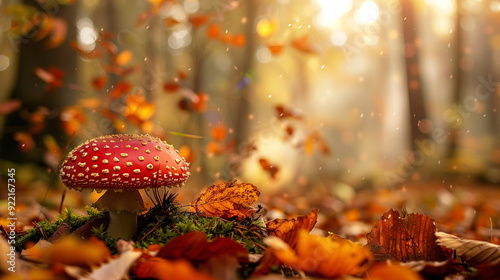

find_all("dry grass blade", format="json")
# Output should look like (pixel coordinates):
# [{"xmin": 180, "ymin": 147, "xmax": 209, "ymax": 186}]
[{"xmin": 435, "ymin": 232, "xmax": 500, "ymax": 266}]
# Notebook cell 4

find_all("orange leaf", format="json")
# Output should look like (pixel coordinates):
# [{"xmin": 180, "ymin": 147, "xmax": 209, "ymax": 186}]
[
  {"xmin": 207, "ymin": 23, "xmax": 221, "ymax": 39},
  {"xmin": 266, "ymin": 230, "xmax": 373, "ymax": 278},
  {"xmin": 267, "ymin": 42, "xmax": 284, "ymax": 55},
  {"xmin": 193, "ymin": 92, "xmax": 209, "ymax": 113},
  {"xmin": 275, "ymin": 105, "xmax": 302, "ymax": 120},
  {"xmin": 115, "ymin": 50, "xmax": 133, "ymax": 66},
  {"xmin": 92, "ymin": 75, "xmax": 108, "ymax": 90},
  {"xmin": 189, "ymin": 14, "xmax": 211, "ymax": 27},
  {"xmin": 366, "ymin": 209, "xmax": 451, "ymax": 262},
  {"xmin": 210, "ymin": 124, "xmax": 227, "ymax": 142},
  {"xmin": 110, "ymin": 81, "xmax": 132, "ymax": 99},
  {"xmin": 132, "ymin": 255, "xmax": 215, "ymax": 280},
  {"xmin": 291, "ymin": 35, "xmax": 316, "ymax": 54},
  {"xmin": 367, "ymin": 262, "xmax": 423, "ymax": 280},
  {"xmin": 189, "ymin": 180, "xmax": 260, "ymax": 220},
  {"xmin": 232, "ymin": 33, "xmax": 246, "ymax": 48},
  {"xmin": 25, "ymin": 236, "xmax": 110, "ymax": 267},
  {"xmin": 157, "ymin": 231, "xmax": 249, "ymax": 264},
  {"xmin": 266, "ymin": 209, "xmax": 318, "ymax": 248},
  {"xmin": 179, "ymin": 145, "xmax": 194, "ymax": 163}
]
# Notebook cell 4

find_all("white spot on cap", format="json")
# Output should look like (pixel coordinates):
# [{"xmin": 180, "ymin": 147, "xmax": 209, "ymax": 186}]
[
  {"xmin": 102, "ymin": 159, "xmax": 108, "ymax": 164},
  {"xmin": 113, "ymin": 157, "xmax": 119, "ymax": 162},
  {"xmin": 92, "ymin": 164, "xmax": 98, "ymax": 169},
  {"xmin": 145, "ymin": 149, "xmax": 151, "ymax": 154},
  {"xmin": 92, "ymin": 156, "xmax": 98, "ymax": 161},
  {"xmin": 78, "ymin": 162, "xmax": 86, "ymax": 168},
  {"xmin": 105, "ymin": 153, "xmax": 111, "ymax": 156},
  {"xmin": 154, "ymin": 156, "xmax": 160, "ymax": 161},
  {"xmin": 138, "ymin": 156, "xmax": 145, "ymax": 161},
  {"xmin": 121, "ymin": 153, "xmax": 128, "ymax": 157},
  {"xmin": 102, "ymin": 169, "xmax": 109, "ymax": 174},
  {"xmin": 114, "ymin": 166, "xmax": 121, "ymax": 171},
  {"xmin": 146, "ymin": 163, "xmax": 154, "ymax": 170},
  {"xmin": 133, "ymin": 169, "xmax": 141, "ymax": 174}
]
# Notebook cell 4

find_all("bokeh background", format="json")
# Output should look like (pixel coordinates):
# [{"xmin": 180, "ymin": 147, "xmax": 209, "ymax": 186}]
[{"xmin": 1, "ymin": 0, "xmax": 500, "ymax": 215}]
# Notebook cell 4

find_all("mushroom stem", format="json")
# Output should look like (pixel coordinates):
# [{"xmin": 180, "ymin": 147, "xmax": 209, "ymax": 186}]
[{"xmin": 94, "ymin": 189, "xmax": 145, "ymax": 240}]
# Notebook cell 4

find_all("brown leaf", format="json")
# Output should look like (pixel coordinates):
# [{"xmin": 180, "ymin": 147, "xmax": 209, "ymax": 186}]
[
  {"xmin": 275, "ymin": 105, "xmax": 303, "ymax": 120},
  {"xmin": 189, "ymin": 180, "xmax": 260, "ymax": 220},
  {"xmin": 436, "ymin": 231, "xmax": 500, "ymax": 266},
  {"xmin": 157, "ymin": 231, "xmax": 249, "ymax": 264},
  {"xmin": 258, "ymin": 158, "xmax": 279, "ymax": 179},
  {"xmin": 366, "ymin": 209, "xmax": 450, "ymax": 262}
]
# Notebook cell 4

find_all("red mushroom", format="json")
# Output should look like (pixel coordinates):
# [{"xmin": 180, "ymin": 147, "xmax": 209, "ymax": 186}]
[{"xmin": 59, "ymin": 134, "xmax": 190, "ymax": 240}]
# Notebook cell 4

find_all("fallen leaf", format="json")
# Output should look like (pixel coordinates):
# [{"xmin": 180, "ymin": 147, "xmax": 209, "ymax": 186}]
[
  {"xmin": 436, "ymin": 231, "xmax": 500, "ymax": 266},
  {"xmin": 23, "ymin": 236, "xmax": 110, "ymax": 267},
  {"xmin": 265, "ymin": 230, "xmax": 373, "ymax": 278},
  {"xmin": 65, "ymin": 248, "xmax": 142, "ymax": 280},
  {"xmin": 366, "ymin": 209, "xmax": 450, "ymax": 262},
  {"xmin": 132, "ymin": 256, "xmax": 216, "ymax": 280},
  {"xmin": 403, "ymin": 260, "xmax": 459, "ymax": 279},
  {"xmin": 157, "ymin": 231, "xmax": 249, "ymax": 264},
  {"xmin": 266, "ymin": 209, "xmax": 318, "ymax": 248},
  {"xmin": 254, "ymin": 210, "xmax": 318, "ymax": 275},
  {"xmin": 189, "ymin": 180, "xmax": 260, "ymax": 220},
  {"xmin": 367, "ymin": 262, "xmax": 423, "ymax": 280}
]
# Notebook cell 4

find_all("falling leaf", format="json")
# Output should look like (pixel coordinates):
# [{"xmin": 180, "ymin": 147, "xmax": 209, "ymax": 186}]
[
  {"xmin": 34, "ymin": 66, "xmax": 65, "ymax": 94},
  {"xmin": 14, "ymin": 132, "xmax": 35, "ymax": 152},
  {"xmin": 366, "ymin": 209, "xmax": 450, "ymax": 262},
  {"xmin": 189, "ymin": 14, "xmax": 211, "ymax": 27},
  {"xmin": 189, "ymin": 180, "xmax": 260, "ymax": 220},
  {"xmin": 207, "ymin": 23, "xmax": 221, "ymax": 39},
  {"xmin": 0, "ymin": 99, "xmax": 21, "ymax": 115},
  {"xmin": 265, "ymin": 230, "xmax": 373, "ymax": 278},
  {"xmin": 77, "ymin": 97, "xmax": 101, "ymax": 109},
  {"xmin": 193, "ymin": 92, "xmax": 209, "ymax": 113},
  {"xmin": 179, "ymin": 145, "xmax": 194, "ymax": 163},
  {"xmin": 136, "ymin": 11, "xmax": 150, "ymax": 27},
  {"xmin": 70, "ymin": 40, "xmax": 104, "ymax": 59},
  {"xmin": 132, "ymin": 256, "xmax": 216, "ymax": 280},
  {"xmin": 45, "ymin": 17, "xmax": 67, "ymax": 49},
  {"xmin": 267, "ymin": 42, "xmax": 285, "ymax": 55},
  {"xmin": 210, "ymin": 124, "xmax": 227, "ymax": 142},
  {"xmin": 275, "ymin": 105, "xmax": 302, "ymax": 120},
  {"xmin": 163, "ymin": 82, "xmax": 180, "ymax": 93},
  {"xmin": 60, "ymin": 106, "xmax": 88, "ymax": 134},
  {"xmin": 164, "ymin": 17, "xmax": 181, "ymax": 27},
  {"xmin": 109, "ymin": 81, "xmax": 132, "ymax": 99},
  {"xmin": 367, "ymin": 262, "xmax": 423, "ymax": 280},
  {"xmin": 291, "ymin": 35, "xmax": 316, "ymax": 54},
  {"xmin": 232, "ymin": 33, "xmax": 246, "ymax": 48},
  {"xmin": 115, "ymin": 50, "xmax": 133, "ymax": 66},
  {"xmin": 102, "ymin": 64, "xmax": 138, "ymax": 76},
  {"xmin": 178, "ymin": 70, "xmax": 188, "ymax": 79},
  {"xmin": 258, "ymin": 158, "xmax": 279, "ymax": 179},
  {"xmin": 436, "ymin": 231, "xmax": 500, "ymax": 266},
  {"xmin": 304, "ymin": 129, "xmax": 331, "ymax": 155},
  {"xmin": 157, "ymin": 231, "xmax": 249, "ymax": 264}
]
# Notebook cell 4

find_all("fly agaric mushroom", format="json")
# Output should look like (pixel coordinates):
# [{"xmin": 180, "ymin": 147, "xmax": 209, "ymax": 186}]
[{"xmin": 59, "ymin": 134, "xmax": 190, "ymax": 240}]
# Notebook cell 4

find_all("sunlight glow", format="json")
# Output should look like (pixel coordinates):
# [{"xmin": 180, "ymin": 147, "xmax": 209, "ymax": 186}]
[
  {"xmin": 313, "ymin": 0, "xmax": 353, "ymax": 27},
  {"xmin": 77, "ymin": 17, "xmax": 97, "ymax": 52},
  {"xmin": 359, "ymin": 1, "xmax": 379, "ymax": 24}
]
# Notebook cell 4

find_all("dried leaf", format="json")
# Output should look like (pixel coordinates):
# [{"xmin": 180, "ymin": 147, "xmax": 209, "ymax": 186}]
[
  {"xmin": 157, "ymin": 231, "xmax": 249, "ymax": 264},
  {"xmin": 275, "ymin": 105, "xmax": 302, "ymax": 120},
  {"xmin": 163, "ymin": 82, "xmax": 180, "ymax": 92},
  {"xmin": 34, "ymin": 66, "xmax": 64, "ymax": 94},
  {"xmin": 265, "ymin": 230, "xmax": 373, "ymax": 278},
  {"xmin": 367, "ymin": 262, "xmax": 423, "ymax": 280},
  {"xmin": 189, "ymin": 180, "xmax": 260, "ymax": 220},
  {"xmin": 109, "ymin": 81, "xmax": 132, "ymax": 99},
  {"xmin": 254, "ymin": 210, "xmax": 318, "ymax": 275},
  {"xmin": 366, "ymin": 209, "xmax": 450, "ymax": 262},
  {"xmin": 132, "ymin": 256, "xmax": 216, "ymax": 280},
  {"xmin": 189, "ymin": 14, "xmax": 211, "ymax": 27},
  {"xmin": 66, "ymin": 248, "xmax": 142, "ymax": 280},
  {"xmin": 266, "ymin": 209, "xmax": 318, "ymax": 248},
  {"xmin": 436, "ymin": 232, "xmax": 500, "ymax": 265}
]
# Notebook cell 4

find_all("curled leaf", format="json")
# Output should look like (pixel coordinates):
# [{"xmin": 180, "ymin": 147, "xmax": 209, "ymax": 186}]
[
  {"xmin": 436, "ymin": 231, "xmax": 500, "ymax": 266},
  {"xmin": 366, "ymin": 209, "xmax": 450, "ymax": 262},
  {"xmin": 189, "ymin": 180, "xmax": 260, "ymax": 220},
  {"xmin": 132, "ymin": 256, "xmax": 216, "ymax": 280}
]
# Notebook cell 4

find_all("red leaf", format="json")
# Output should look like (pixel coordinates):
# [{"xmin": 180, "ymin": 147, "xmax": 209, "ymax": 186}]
[
  {"xmin": 366, "ymin": 209, "xmax": 451, "ymax": 262},
  {"xmin": 157, "ymin": 231, "xmax": 249, "ymax": 264},
  {"xmin": 0, "ymin": 99, "xmax": 21, "ymax": 115},
  {"xmin": 132, "ymin": 255, "xmax": 215, "ymax": 280}
]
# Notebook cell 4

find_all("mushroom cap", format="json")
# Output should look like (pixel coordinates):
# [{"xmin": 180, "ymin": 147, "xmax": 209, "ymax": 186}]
[{"xmin": 59, "ymin": 134, "xmax": 190, "ymax": 191}]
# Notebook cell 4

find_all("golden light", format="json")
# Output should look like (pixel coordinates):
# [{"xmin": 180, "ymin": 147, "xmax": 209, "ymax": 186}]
[
  {"xmin": 256, "ymin": 18, "xmax": 278, "ymax": 38},
  {"xmin": 313, "ymin": 0, "xmax": 353, "ymax": 27},
  {"xmin": 424, "ymin": 0, "xmax": 456, "ymax": 15},
  {"xmin": 358, "ymin": 1, "xmax": 379, "ymax": 24}
]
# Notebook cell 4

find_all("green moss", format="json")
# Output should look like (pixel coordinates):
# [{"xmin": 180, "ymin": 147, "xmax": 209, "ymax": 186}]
[
  {"xmin": 16, "ymin": 205, "xmax": 266, "ymax": 255},
  {"xmin": 15, "ymin": 206, "xmax": 104, "ymax": 251}
]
